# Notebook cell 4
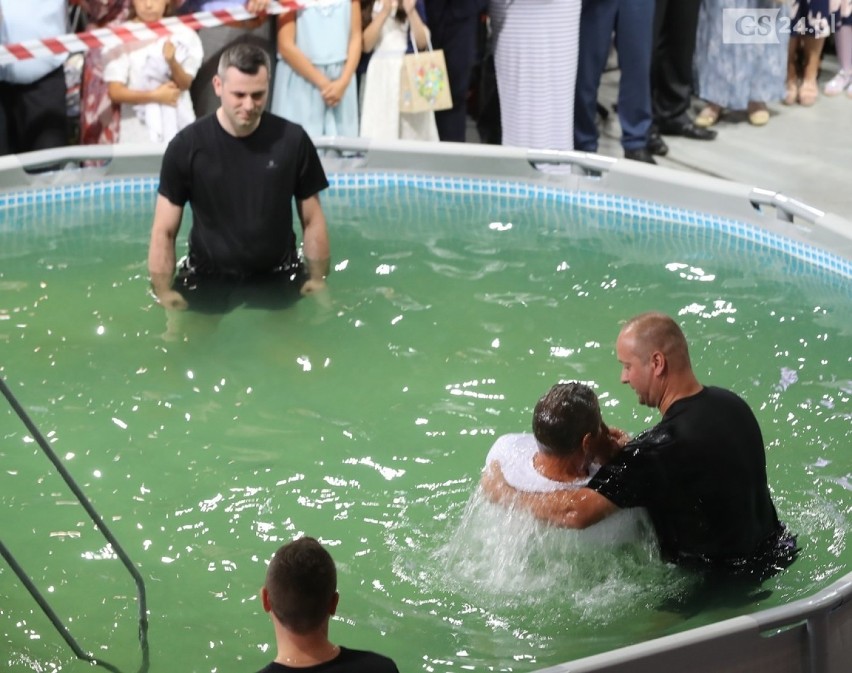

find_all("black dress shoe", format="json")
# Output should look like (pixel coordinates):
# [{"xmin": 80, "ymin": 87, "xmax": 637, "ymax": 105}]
[
  {"xmin": 647, "ymin": 129, "xmax": 669, "ymax": 156},
  {"xmin": 658, "ymin": 118, "xmax": 718, "ymax": 140},
  {"xmin": 624, "ymin": 148, "xmax": 657, "ymax": 164}
]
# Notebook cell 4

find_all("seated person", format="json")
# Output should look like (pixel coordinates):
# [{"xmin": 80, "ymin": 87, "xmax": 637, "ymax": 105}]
[{"xmin": 482, "ymin": 381, "xmax": 626, "ymax": 494}]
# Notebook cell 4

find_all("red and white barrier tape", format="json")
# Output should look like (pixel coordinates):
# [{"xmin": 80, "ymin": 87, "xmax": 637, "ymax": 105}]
[{"xmin": 0, "ymin": 0, "xmax": 341, "ymax": 65}]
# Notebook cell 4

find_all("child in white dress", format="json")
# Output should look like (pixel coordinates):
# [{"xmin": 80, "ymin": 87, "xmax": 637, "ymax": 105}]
[
  {"xmin": 104, "ymin": 0, "xmax": 203, "ymax": 144},
  {"xmin": 359, "ymin": 0, "xmax": 438, "ymax": 141}
]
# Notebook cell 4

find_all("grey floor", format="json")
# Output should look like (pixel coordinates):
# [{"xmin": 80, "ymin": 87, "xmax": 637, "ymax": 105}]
[{"xmin": 469, "ymin": 51, "xmax": 851, "ymax": 220}]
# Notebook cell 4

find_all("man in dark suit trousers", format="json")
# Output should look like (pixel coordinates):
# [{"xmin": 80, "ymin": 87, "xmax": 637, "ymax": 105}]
[
  {"xmin": 647, "ymin": 0, "xmax": 716, "ymax": 156},
  {"xmin": 424, "ymin": 0, "xmax": 488, "ymax": 142}
]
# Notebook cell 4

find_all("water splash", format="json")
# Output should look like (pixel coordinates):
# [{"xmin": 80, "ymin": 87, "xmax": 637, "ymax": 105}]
[{"xmin": 422, "ymin": 490, "xmax": 689, "ymax": 626}]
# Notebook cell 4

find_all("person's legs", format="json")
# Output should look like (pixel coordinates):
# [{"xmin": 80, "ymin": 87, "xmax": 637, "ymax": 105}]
[
  {"xmin": 799, "ymin": 36, "xmax": 826, "ymax": 105},
  {"xmin": 432, "ymin": 13, "xmax": 480, "ymax": 142},
  {"xmin": 614, "ymin": 0, "xmax": 654, "ymax": 151},
  {"xmin": 651, "ymin": 0, "xmax": 701, "ymax": 125},
  {"xmin": 14, "ymin": 67, "xmax": 69, "ymax": 154},
  {"xmin": 173, "ymin": 263, "xmax": 235, "ymax": 315},
  {"xmin": 784, "ymin": 35, "xmax": 801, "ymax": 104},
  {"xmin": 475, "ymin": 45, "xmax": 501, "ymax": 144},
  {"xmin": 162, "ymin": 264, "xmax": 236, "ymax": 340},
  {"xmin": 573, "ymin": 0, "xmax": 618, "ymax": 153},
  {"xmin": 839, "ymin": 24, "xmax": 852, "ymax": 72},
  {"xmin": 650, "ymin": 0, "xmax": 714, "ymax": 140},
  {"xmin": 241, "ymin": 266, "xmax": 307, "ymax": 311},
  {"xmin": 160, "ymin": 308, "xmax": 224, "ymax": 342},
  {"xmin": 824, "ymin": 25, "xmax": 852, "ymax": 95},
  {"xmin": 0, "ymin": 82, "xmax": 11, "ymax": 156}
]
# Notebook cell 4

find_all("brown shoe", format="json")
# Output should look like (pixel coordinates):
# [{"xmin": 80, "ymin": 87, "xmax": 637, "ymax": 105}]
[
  {"xmin": 695, "ymin": 104, "xmax": 722, "ymax": 128},
  {"xmin": 747, "ymin": 102, "xmax": 769, "ymax": 126}
]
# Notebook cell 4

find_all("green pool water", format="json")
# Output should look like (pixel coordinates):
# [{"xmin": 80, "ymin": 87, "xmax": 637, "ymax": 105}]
[{"xmin": 1, "ymin": 182, "xmax": 850, "ymax": 673}]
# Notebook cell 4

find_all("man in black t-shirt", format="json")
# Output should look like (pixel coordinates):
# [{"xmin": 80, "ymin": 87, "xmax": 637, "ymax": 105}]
[
  {"xmin": 257, "ymin": 537, "xmax": 399, "ymax": 673},
  {"xmin": 483, "ymin": 312, "xmax": 798, "ymax": 579},
  {"xmin": 147, "ymin": 43, "xmax": 330, "ymax": 315}
]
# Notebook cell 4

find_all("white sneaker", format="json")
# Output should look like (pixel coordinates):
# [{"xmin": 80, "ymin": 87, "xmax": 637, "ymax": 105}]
[{"xmin": 824, "ymin": 70, "xmax": 851, "ymax": 96}]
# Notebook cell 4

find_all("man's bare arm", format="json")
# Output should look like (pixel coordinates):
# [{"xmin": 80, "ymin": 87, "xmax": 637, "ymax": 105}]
[
  {"xmin": 147, "ymin": 194, "xmax": 187, "ymax": 309},
  {"xmin": 297, "ymin": 194, "xmax": 330, "ymax": 295},
  {"xmin": 480, "ymin": 461, "xmax": 619, "ymax": 528}
]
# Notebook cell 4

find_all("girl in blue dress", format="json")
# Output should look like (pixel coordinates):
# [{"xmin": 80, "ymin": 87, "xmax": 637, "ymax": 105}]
[{"xmin": 271, "ymin": 0, "xmax": 363, "ymax": 139}]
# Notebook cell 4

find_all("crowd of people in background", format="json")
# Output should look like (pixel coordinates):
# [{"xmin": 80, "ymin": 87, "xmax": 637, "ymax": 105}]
[{"xmin": 1, "ymin": 0, "xmax": 849, "ymax": 162}]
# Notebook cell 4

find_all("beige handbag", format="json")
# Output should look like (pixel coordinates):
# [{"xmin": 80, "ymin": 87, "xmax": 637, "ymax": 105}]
[{"xmin": 399, "ymin": 36, "xmax": 453, "ymax": 113}]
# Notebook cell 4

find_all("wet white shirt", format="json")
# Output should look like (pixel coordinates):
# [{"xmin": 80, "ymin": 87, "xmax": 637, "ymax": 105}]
[{"xmin": 485, "ymin": 433, "xmax": 598, "ymax": 493}]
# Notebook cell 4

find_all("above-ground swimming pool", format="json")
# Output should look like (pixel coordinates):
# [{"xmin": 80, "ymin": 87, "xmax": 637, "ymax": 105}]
[{"xmin": 1, "ymin": 143, "xmax": 850, "ymax": 673}]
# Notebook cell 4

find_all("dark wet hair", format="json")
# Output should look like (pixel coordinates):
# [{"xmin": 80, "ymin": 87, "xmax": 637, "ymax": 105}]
[
  {"xmin": 217, "ymin": 42, "xmax": 271, "ymax": 79},
  {"xmin": 265, "ymin": 537, "xmax": 337, "ymax": 633},
  {"xmin": 532, "ymin": 382, "xmax": 602, "ymax": 456}
]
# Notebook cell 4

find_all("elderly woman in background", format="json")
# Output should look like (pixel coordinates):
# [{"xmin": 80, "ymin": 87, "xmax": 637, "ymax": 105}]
[{"xmin": 693, "ymin": 0, "xmax": 790, "ymax": 127}]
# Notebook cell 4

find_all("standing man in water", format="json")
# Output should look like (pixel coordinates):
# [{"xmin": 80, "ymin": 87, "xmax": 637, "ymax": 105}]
[
  {"xmin": 484, "ymin": 312, "xmax": 798, "ymax": 579},
  {"xmin": 148, "ymin": 43, "xmax": 330, "ymax": 315}
]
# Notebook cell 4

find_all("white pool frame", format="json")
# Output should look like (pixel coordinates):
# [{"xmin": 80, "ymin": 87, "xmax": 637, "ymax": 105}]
[{"xmin": 1, "ymin": 140, "xmax": 850, "ymax": 673}]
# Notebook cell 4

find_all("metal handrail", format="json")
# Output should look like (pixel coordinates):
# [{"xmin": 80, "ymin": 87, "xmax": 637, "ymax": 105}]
[{"xmin": 1, "ymin": 376, "xmax": 149, "ymax": 673}]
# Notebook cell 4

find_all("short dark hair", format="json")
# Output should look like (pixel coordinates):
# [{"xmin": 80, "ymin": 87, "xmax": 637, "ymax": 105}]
[
  {"xmin": 265, "ymin": 537, "xmax": 337, "ymax": 634},
  {"xmin": 217, "ymin": 42, "xmax": 271, "ymax": 79},
  {"xmin": 532, "ymin": 382, "xmax": 602, "ymax": 456}
]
